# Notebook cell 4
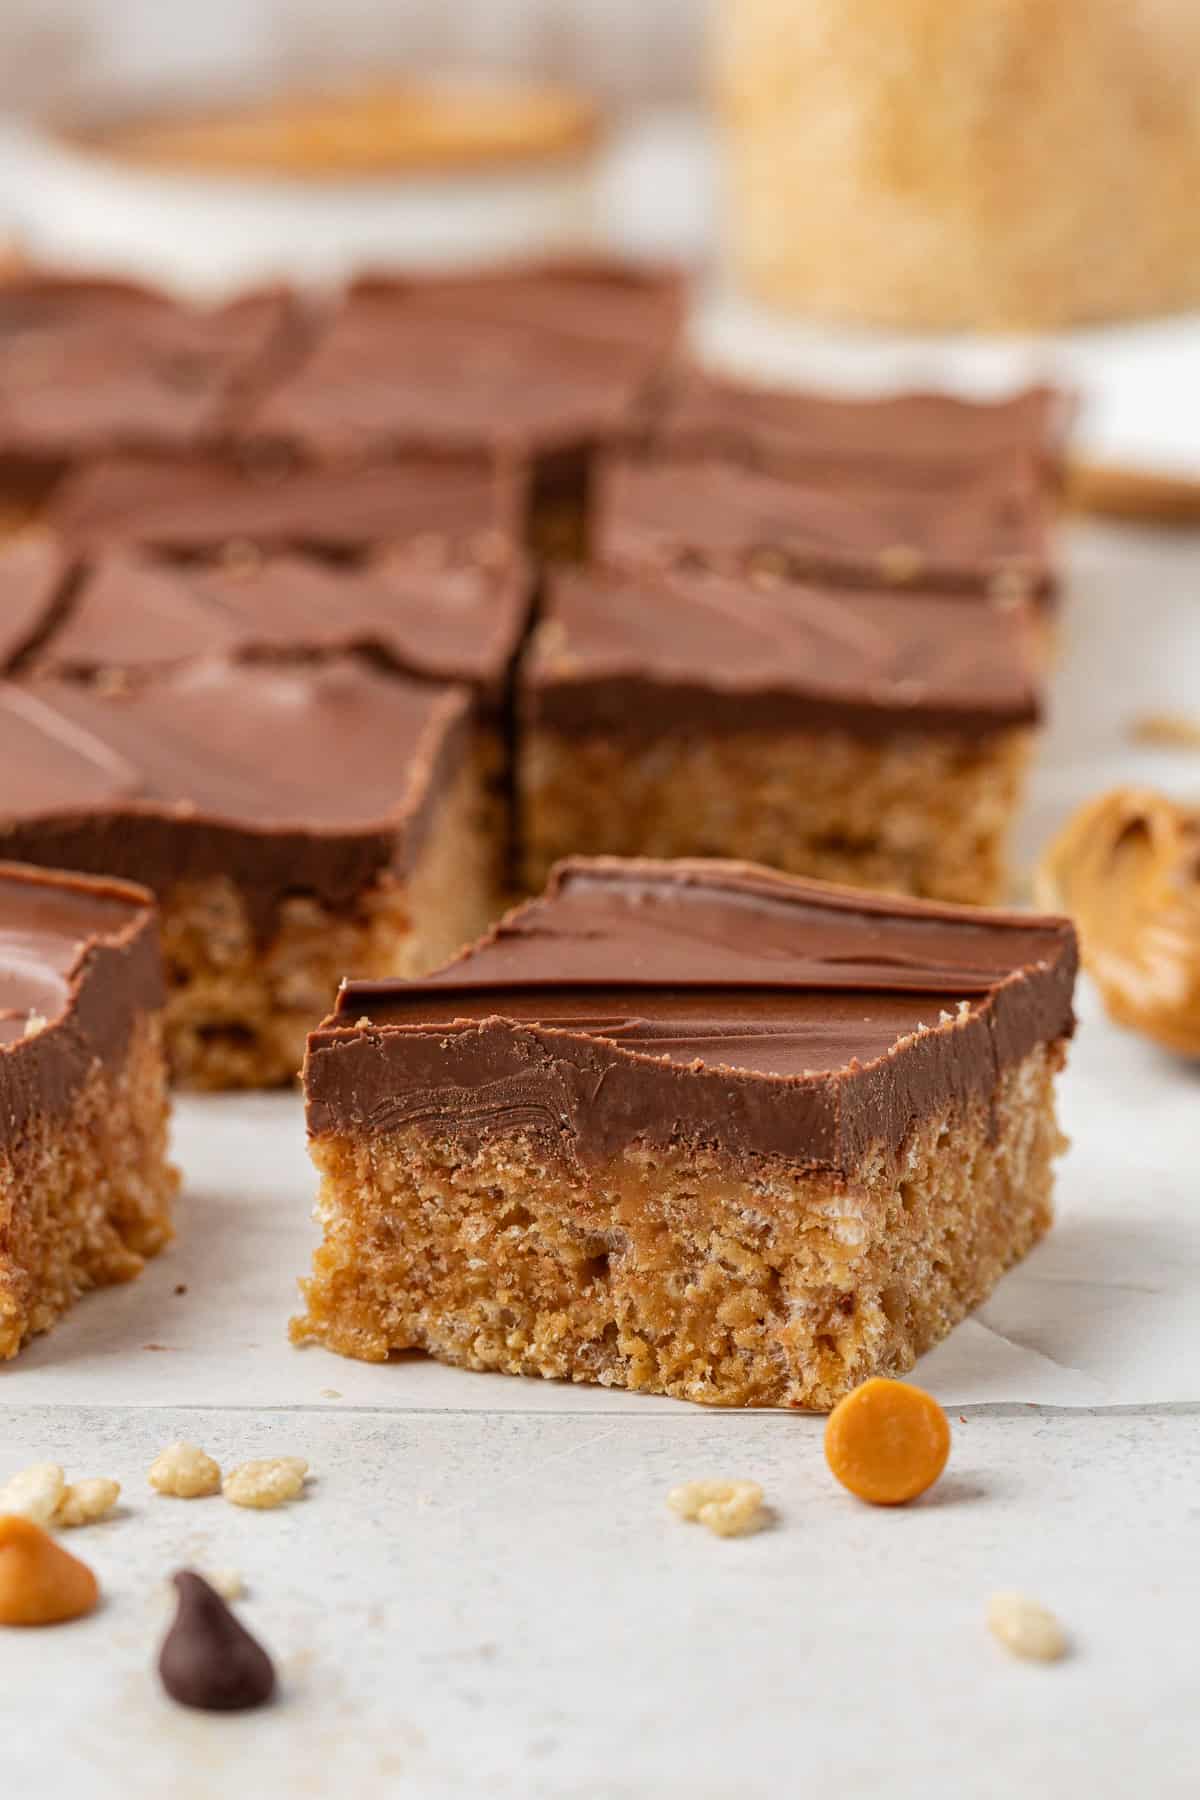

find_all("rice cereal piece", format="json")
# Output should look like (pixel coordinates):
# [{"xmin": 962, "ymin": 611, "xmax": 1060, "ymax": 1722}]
[
  {"xmin": 0, "ymin": 1464, "xmax": 66, "ymax": 1527},
  {"xmin": 666, "ymin": 1479, "xmax": 765, "ymax": 1538},
  {"xmin": 987, "ymin": 1592, "xmax": 1069, "ymax": 1662},
  {"xmin": 148, "ymin": 1442, "xmax": 222, "ymax": 1499},
  {"xmin": 54, "ymin": 1479, "xmax": 121, "ymax": 1528},
  {"xmin": 223, "ymin": 1458, "xmax": 308, "ymax": 1510}
]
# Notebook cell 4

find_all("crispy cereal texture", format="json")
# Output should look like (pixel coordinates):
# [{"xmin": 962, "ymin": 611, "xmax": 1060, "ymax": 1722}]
[
  {"xmin": 293, "ymin": 1042, "xmax": 1067, "ymax": 1409},
  {"xmin": 0, "ymin": 1015, "xmax": 177, "ymax": 1361},
  {"xmin": 161, "ymin": 751, "xmax": 498, "ymax": 1090},
  {"xmin": 521, "ymin": 724, "xmax": 1032, "ymax": 907}
]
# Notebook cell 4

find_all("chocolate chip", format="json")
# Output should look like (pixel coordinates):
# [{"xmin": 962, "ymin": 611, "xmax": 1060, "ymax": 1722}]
[{"xmin": 158, "ymin": 1570, "xmax": 276, "ymax": 1712}]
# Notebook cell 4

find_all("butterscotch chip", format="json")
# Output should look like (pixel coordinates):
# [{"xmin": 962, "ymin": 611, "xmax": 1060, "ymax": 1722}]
[
  {"xmin": 824, "ymin": 1378, "xmax": 951, "ymax": 1504},
  {"xmin": 54, "ymin": 1479, "xmax": 121, "ymax": 1528},
  {"xmin": 223, "ymin": 1458, "xmax": 308, "ymax": 1510},
  {"xmin": 987, "ymin": 1592, "xmax": 1069, "ymax": 1662},
  {"xmin": 0, "ymin": 1516, "xmax": 99, "ymax": 1626},
  {"xmin": 149, "ymin": 1442, "xmax": 222, "ymax": 1499},
  {"xmin": 666, "ymin": 1480, "xmax": 765, "ymax": 1538},
  {"xmin": 0, "ymin": 1464, "xmax": 66, "ymax": 1527}
]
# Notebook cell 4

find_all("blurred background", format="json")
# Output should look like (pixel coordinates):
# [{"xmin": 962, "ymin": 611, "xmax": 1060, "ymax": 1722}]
[{"xmin": 0, "ymin": 0, "xmax": 704, "ymax": 113}]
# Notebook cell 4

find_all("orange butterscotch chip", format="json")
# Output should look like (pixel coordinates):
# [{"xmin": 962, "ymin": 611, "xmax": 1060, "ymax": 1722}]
[
  {"xmin": 0, "ymin": 1515, "xmax": 100, "ymax": 1625},
  {"xmin": 824, "ymin": 1378, "xmax": 951, "ymax": 1505}
]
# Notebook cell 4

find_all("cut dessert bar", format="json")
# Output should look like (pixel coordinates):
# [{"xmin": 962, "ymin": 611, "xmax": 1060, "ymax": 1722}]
[
  {"xmin": 596, "ymin": 450, "xmax": 1054, "ymax": 604},
  {"xmin": 0, "ymin": 274, "xmax": 302, "ymax": 517},
  {"xmin": 32, "ymin": 537, "xmax": 534, "ymax": 906},
  {"xmin": 0, "ymin": 658, "xmax": 489, "ymax": 1088},
  {"xmin": 651, "ymin": 374, "xmax": 1071, "ymax": 489},
  {"xmin": 0, "ymin": 861, "xmax": 177, "ymax": 1358},
  {"xmin": 242, "ymin": 262, "xmax": 683, "ymax": 555},
  {"xmin": 293, "ymin": 858, "xmax": 1077, "ymax": 1408},
  {"xmin": 520, "ymin": 563, "xmax": 1040, "ymax": 904}
]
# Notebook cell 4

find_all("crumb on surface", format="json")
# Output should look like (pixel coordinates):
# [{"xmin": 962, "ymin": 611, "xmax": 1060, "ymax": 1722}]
[
  {"xmin": 223, "ymin": 1457, "xmax": 309, "ymax": 1510},
  {"xmin": 1129, "ymin": 710, "xmax": 1200, "ymax": 750},
  {"xmin": 666, "ymin": 1479, "xmax": 765, "ymax": 1538},
  {"xmin": 55, "ymin": 1478, "xmax": 121, "ymax": 1528},
  {"xmin": 0, "ymin": 1463, "xmax": 66, "ymax": 1526},
  {"xmin": 987, "ymin": 1591, "xmax": 1069, "ymax": 1662},
  {"xmin": 149, "ymin": 1442, "xmax": 222, "ymax": 1499}
]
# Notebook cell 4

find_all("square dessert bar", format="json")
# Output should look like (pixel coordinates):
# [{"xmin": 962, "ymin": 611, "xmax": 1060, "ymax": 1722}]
[
  {"xmin": 650, "ymin": 375, "xmax": 1071, "ymax": 489},
  {"xmin": 241, "ymin": 261, "xmax": 684, "ymax": 555},
  {"xmin": 520, "ymin": 562, "xmax": 1041, "ymax": 905},
  {"xmin": 0, "ymin": 274, "xmax": 301, "ymax": 518},
  {"xmin": 0, "ymin": 657, "xmax": 489, "ymax": 1088},
  {"xmin": 596, "ymin": 449, "xmax": 1054, "ymax": 605},
  {"xmin": 0, "ymin": 862, "xmax": 177, "ymax": 1358},
  {"xmin": 31, "ymin": 537, "xmax": 534, "ymax": 908},
  {"xmin": 294, "ymin": 858, "xmax": 1077, "ymax": 1408}
]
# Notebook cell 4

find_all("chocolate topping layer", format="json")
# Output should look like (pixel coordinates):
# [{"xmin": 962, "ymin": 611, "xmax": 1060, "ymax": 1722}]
[
  {"xmin": 0, "ymin": 278, "xmax": 297, "ymax": 458},
  {"xmin": 528, "ymin": 562, "xmax": 1039, "ymax": 740},
  {"xmin": 37, "ymin": 541, "xmax": 532, "ymax": 709},
  {"xmin": 596, "ymin": 453, "xmax": 1053, "ymax": 598},
  {"xmin": 347, "ymin": 259, "xmax": 686, "ymax": 351},
  {"xmin": 653, "ymin": 376, "xmax": 1070, "ymax": 483},
  {"xmin": 305, "ymin": 858, "xmax": 1077, "ymax": 1169},
  {"xmin": 0, "ymin": 859, "xmax": 163, "ymax": 1130},
  {"xmin": 49, "ymin": 451, "xmax": 524, "ymax": 555},
  {"xmin": 0, "ymin": 659, "xmax": 470, "ymax": 935},
  {"xmin": 244, "ymin": 307, "xmax": 666, "ymax": 463},
  {"xmin": 0, "ymin": 532, "xmax": 71, "ymax": 671}
]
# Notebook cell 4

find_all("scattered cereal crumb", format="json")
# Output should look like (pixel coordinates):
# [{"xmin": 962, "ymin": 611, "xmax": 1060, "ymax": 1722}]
[
  {"xmin": 149, "ymin": 1442, "xmax": 222, "ymax": 1499},
  {"xmin": 1129, "ymin": 710, "xmax": 1200, "ymax": 750},
  {"xmin": 319, "ymin": 1388, "xmax": 342, "ymax": 1400},
  {"xmin": 223, "ymin": 1458, "xmax": 308, "ymax": 1511},
  {"xmin": 987, "ymin": 1592, "xmax": 1069, "ymax": 1662},
  {"xmin": 204, "ymin": 1567, "xmax": 245, "ymax": 1602},
  {"xmin": 174, "ymin": 1284, "xmax": 188, "ymax": 1297},
  {"xmin": 0, "ymin": 1463, "xmax": 66, "ymax": 1527},
  {"xmin": 666, "ymin": 1479, "xmax": 765, "ymax": 1538},
  {"xmin": 54, "ymin": 1478, "xmax": 121, "ymax": 1528}
]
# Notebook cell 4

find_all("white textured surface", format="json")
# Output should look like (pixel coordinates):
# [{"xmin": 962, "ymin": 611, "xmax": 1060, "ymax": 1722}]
[{"xmin": 2, "ymin": 1405, "xmax": 1198, "ymax": 1797}]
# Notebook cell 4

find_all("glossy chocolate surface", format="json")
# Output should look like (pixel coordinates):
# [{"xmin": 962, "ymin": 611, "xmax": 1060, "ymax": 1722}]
[
  {"xmin": 653, "ymin": 376, "xmax": 1069, "ymax": 482},
  {"xmin": 0, "ymin": 860, "xmax": 163, "ymax": 1128},
  {"xmin": 38, "ymin": 541, "xmax": 532, "ymax": 708},
  {"xmin": 346, "ymin": 258, "xmax": 686, "ymax": 351},
  {"xmin": 0, "ymin": 659, "xmax": 470, "ymax": 933},
  {"xmin": 0, "ymin": 278, "xmax": 297, "ymax": 458},
  {"xmin": 49, "ymin": 450, "xmax": 524, "ymax": 554},
  {"xmin": 528, "ymin": 562, "xmax": 1039, "ymax": 739},
  {"xmin": 596, "ymin": 453, "xmax": 1053, "ymax": 598},
  {"xmin": 306, "ymin": 858, "xmax": 1077, "ymax": 1169},
  {"xmin": 0, "ymin": 532, "xmax": 71, "ymax": 671},
  {"xmin": 244, "ymin": 307, "xmax": 666, "ymax": 463}
]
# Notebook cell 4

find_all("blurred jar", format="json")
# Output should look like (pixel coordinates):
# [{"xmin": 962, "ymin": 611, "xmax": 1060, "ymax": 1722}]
[{"xmin": 715, "ymin": 0, "xmax": 1200, "ymax": 330}]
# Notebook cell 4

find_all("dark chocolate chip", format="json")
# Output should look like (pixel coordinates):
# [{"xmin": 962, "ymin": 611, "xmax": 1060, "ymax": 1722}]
[{"xmin": 158, "ymin": 1570, "xmax": 276, "ymax": 1712}]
